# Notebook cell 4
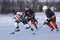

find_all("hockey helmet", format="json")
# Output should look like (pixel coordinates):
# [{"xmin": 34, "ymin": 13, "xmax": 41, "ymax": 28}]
[{"xmin": 42, "ymin": 6, "xmax": 48, "ymax": 11}]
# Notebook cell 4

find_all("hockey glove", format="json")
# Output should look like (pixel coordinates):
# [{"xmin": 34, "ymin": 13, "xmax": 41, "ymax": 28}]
[
  {"xmin": 44, "ymin": 20, "xmax": 48, "ymax": 25},
  {"xmin": 44, "ymin": 19, "xmax": 51, "ymax": 25}
]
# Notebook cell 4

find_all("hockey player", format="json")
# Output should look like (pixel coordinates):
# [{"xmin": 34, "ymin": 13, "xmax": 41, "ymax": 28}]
[
  {"xmin": 10, "ymin": 12, "xmax": 23, "ymax": 35},
  {"xmin": 43, "ymin": 6, "xmax": 59, "ymax": 31},
  {"xmin": 14, "ymin": 12, "xmax": 22, "ymax": 32},
  {"xmin": 22, "ymin": 6, "xmax": 38, "ymax": 31}
]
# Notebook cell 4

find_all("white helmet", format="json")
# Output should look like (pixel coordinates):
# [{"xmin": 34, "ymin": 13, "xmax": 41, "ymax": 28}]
[
  {"xmin": 42, "ymin": 6, "xmax": 48, "ymax": 11},
  {"xmin": 17, "ymin": 12, "xmax": 22, "ymax": 15}
]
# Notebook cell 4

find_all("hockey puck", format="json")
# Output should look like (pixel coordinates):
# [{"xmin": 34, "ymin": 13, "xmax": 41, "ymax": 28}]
[{"xmin": 33, "ymin": 33, "xmax": 35, "ymax": 35}]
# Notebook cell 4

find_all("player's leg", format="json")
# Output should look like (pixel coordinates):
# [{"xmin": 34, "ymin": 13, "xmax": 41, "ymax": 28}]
[
  {"xmin": 52, "ymin": 22, "xmax": 59, "ymax": 31},
  {"xmin": 32, "ymin": 22, "xmax": 37, "ymax": 29},
  {"xmin": 15, "ymin": 22, "xmax": 20, "ymax": 32},
  {"xmin": 52, "ymin": 18, "xmax": 59, "ymax": 31},
  {"xmin": 31, "ymin": 18, "xmax": 38, "ymax": 29},
  {"xmin": 46, "ymin": 22, "xmax": 54, "ymax": 31}
]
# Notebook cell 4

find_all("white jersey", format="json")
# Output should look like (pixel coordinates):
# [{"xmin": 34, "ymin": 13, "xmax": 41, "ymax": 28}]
[{"xmin": 14, "ymin": 12, "xmax": 23, "ymax": 21}]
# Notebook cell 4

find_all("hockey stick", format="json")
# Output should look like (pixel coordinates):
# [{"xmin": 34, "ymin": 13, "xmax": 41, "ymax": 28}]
[
  {"xmin": 10, "ymin": 30, "xmax": 20, "ymax": 35},
  {"xmin": 33, "ymin": 24, "xmax": 44, "ymax": 35}
]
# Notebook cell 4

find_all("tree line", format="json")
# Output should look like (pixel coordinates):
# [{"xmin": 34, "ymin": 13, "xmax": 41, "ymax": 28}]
[{"xmin": 0, "ymin": 0, "xmax": 60, "ymax": 14}]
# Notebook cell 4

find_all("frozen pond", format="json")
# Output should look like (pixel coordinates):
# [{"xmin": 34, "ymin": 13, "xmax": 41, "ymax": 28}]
[{"xmin": 0, "ymin": 12, "xmax": 60, "ymax": 40}]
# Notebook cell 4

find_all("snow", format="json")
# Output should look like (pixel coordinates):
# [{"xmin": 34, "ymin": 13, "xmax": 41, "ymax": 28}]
[{"xmin": 0, "ymin": 12, "xmax": 60, "ymax": 40}]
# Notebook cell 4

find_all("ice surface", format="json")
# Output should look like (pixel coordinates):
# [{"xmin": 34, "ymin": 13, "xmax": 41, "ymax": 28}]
[{"xmin": 0, "ymin": 12, "xmax": 60, "ymax": 40}]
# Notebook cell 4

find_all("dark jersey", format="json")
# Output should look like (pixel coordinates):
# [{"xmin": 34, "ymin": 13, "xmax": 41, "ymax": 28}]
[
  {"xmin": 46, "ymin": 9, "xmax": 55, "ymax": 18},
  {"xmin": 25, "ymin": 9, "xmax": 35, "ymax": 17}
]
